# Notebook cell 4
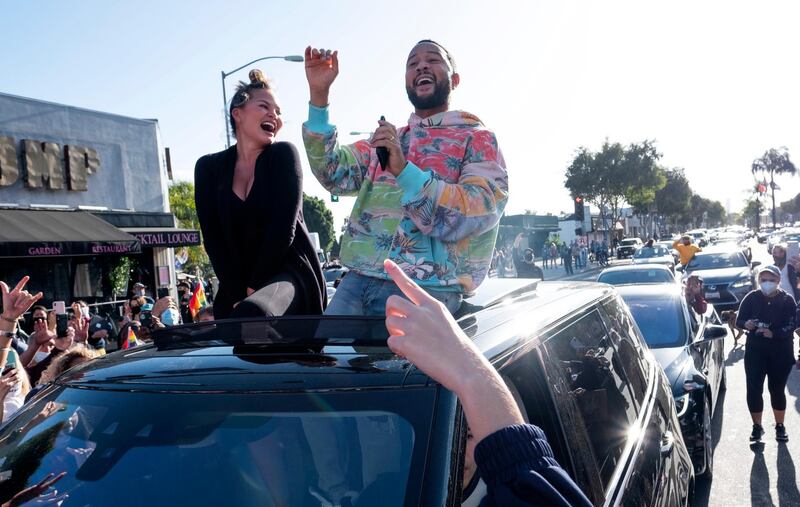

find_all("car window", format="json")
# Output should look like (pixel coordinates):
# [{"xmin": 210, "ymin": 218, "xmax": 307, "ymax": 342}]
[
  {"xmin": 686, "ymin": 252, "xmax": 747, "ymax": 270},
  {"xmin": 542, "ymin": 310, "xmax": 639, "ymax": 489},
  {"xmin": 597, "ymin": 269, "xmax": 674, "ymax": 285},
  {"xmin": 599, "ymin": 298, "xmax": 651, "ymax": 405},
  {"xmin": 634, "ymin": 246, "xmax": 669, "ymax": 258},
  {"xmin": 622, "ymin": 294, "xmax": 689, "ymax": 348},
  {"xmin": 494, "ymin": 346, "xmax": 605, "ymax": 504},
  {"xmin": 0, "ymin": 387, "xmax": 433, "ymax": 507}
]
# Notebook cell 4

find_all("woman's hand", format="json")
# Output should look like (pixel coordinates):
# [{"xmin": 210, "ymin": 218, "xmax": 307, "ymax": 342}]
[
  {"xmin": 0, "ymin": 368, "xmax": 19, "ymax": 400},
  {"xmin": 305, "ymin": 46, "xmax": 339, "ymax": 107},
  {"xmin": 0, "ymin": 276, "xmax": 43, "ymax": 323},
  {"xmin": 370, "ymin": 119, "xmax": 407, "ymax": 177},
  {"xmin": 71, "ymin": 314, "xmax": 88, "ymax": 343}
]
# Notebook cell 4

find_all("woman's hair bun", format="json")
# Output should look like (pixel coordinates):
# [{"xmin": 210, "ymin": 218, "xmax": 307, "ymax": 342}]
[{"xmin": 249, "ymin": 69, "xmax": 268, "ymax": 85}]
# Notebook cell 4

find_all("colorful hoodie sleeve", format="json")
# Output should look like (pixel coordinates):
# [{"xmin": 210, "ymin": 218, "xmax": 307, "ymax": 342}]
[
  {"xmin": 395, "ymin": 129, "xmax": 509, "ymax": 242},
  {"xmin": 302, "ymin": 103, "xmax": 372, "ymax": 196}
]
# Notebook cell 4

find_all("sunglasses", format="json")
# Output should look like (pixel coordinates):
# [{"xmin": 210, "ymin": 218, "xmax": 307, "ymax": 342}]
[{"xmin": 33, "ymin": 316, "xmax": 46, "ymax": 323}]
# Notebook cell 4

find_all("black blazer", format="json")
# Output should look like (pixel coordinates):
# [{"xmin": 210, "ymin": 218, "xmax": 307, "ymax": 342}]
[{"xmin": 194, "ymin": 142, "xmax": 326, "ymax": 318}]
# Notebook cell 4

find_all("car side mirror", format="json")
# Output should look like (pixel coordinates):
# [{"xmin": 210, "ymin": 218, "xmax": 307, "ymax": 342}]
[
  {"xmin": 751, "ymin": 261, "xmax": 761, "ymax": 269},
  {"xmin": 701, "ymin": 324, "xmax": 727, "ymax": 341}
]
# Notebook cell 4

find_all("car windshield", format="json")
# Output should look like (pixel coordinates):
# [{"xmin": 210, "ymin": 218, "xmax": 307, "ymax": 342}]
[
  {"xmin": 634, "ymin": 246, "xmax": 669, "ymax": 258},
  {"xmin": 623, "ymin": 294, "xmax": 688, "ymax": 348},
  {"xmin": 620, "ymin": 239, "xmax": 638, "ymax": 246},
  {"xmin": 598, "ymin": 269, "xmax": 674, "ymax": 285},
  {"xmin": 0, "ymin": 386, "xmax": 432, "ymax": 506},
  {"xmin": 686, "ymin": 252, "xmax": 747, "ymax": 270}
]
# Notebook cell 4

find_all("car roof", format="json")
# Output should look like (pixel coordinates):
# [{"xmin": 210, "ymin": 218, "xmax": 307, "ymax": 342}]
[
  {"xmin": 57, "ymin": 279, "xmax": 615, "ymax": 393},
  {"xmin": 693, "ymin": 245, "xmax": 744, "ymax": 255},
  {"xmin": 614, "ymin": 283, "xmax": 684, "ymax": 300},
  {"xmin": 599, "ymin": 263, "xmax": 673, "ymax": 274}
]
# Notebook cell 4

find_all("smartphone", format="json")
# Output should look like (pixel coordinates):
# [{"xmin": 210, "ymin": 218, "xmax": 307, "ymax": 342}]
[
  {"xmin": 54, "ymin": 301, "xmax": 68, "ymax": 337},
  {"xmin": 81, "ymin": 306, "xmax": 90, "ymax": 320},
  {"xmin": 140, "ymin": 311, "xmax": 153, "ymax": 329},
  {"xmin": 376, "ymin": 115, "xmax": 389, "ymax": 170},
  {"xmin": 788, "ymin": 241, "xmax": 799, "ymax": 260}
]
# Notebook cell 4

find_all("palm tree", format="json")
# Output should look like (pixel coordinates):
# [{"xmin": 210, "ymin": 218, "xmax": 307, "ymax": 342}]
[{"xmin": 751, "ymin": 147, "xmax": 797, "ymax": 227}]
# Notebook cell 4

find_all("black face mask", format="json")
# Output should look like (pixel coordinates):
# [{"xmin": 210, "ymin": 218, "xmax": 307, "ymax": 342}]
[{"xmin": 131, "ymin": 306, "xmax": 141, "ymax": 316}]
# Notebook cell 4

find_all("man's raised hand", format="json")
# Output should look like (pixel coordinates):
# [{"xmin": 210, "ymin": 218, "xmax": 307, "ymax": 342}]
[
  {"xmin": 305, "ymin": 46, "xmax": 339, "ymax": 107},
  {"xmin": 0, "ymin": 276, "xmax": 42, "ymax": 322}
]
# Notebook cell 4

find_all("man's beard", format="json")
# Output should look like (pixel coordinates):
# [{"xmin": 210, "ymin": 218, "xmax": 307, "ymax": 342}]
[{"xmin": 406, "ymin": 77, "xmax": 451, "ymax": 110}]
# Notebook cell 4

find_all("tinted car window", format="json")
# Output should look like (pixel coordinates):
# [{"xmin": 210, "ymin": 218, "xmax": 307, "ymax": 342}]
[
  {"xmin": 686, "ymin": 252, "xmax": 747, "ymax": 270},
  {"xmin": 634, "ymin": 246, "xmax": 669, "ymax": 258},
  {"xmin": 0, "ymin": 387, "xmax": 433, "ymax": 507},
  {"xmin": 600, "ymin": 298, "xmax": 650, "ymax": 404},
  {"xmin": 543, "ymin": 311, "xmax": 638, "ymax": 488},
  {"xmin": 623, "ymin": 294, "xmax": 688, "ymax": 348},
  {"xmin": 597, "ymin": 269, "xmax": 674, "ymax": 285}
]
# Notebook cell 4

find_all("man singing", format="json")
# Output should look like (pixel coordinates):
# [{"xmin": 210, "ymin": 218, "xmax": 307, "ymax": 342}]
[{"xmin": 303, "ymin": 41, "xmax": 509, "ymax": 315}]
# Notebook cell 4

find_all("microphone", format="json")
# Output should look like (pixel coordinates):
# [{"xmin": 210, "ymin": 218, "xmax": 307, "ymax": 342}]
[{"xmin": 377, "ymin": 115, "xmax": 389, "ymax": 170}]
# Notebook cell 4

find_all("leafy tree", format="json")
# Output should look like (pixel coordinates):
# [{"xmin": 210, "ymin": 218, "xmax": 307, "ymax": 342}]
[
  {"xmin": 302, "ymin": 193, "xmax": 335, "ymax": 252},
  {"xmin": 654, "ymin": 169, "xmax": 692, "ymax": 231},
  {"xmin": 752, "ymin": 147, "xmax": 797, "ymax": 227},
  {"xmin": 169, "ymin": 182, "xmax": 211, "ymax": 274},
  {"xmin": 742, "ymin": 198, "xmax": 764, "ymax": 228},
  {"xmin": 565, "ymin": 140, "xmax": 664, "ymax": 238}
]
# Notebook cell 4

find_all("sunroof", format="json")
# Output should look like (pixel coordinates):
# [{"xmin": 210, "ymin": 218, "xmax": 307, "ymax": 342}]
[{"xmin": 152, "ymin": 316, "xmax": 391, "ymax": 350}]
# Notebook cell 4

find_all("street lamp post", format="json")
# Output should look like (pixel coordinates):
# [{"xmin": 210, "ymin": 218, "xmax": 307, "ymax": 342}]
[{"xmin": 221, "ymin": 55, "xmax": 304, "ymax": 148}]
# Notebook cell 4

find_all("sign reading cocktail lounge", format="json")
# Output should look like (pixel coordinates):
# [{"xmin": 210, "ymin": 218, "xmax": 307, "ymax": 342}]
[{"xmin": 0, "ymin": 136, "xmax": 100, "ymax": 191}]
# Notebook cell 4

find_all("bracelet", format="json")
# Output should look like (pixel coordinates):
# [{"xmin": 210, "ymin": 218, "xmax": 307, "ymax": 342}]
[
  {"xmin": 0, "ymin": 314, "xmax": 16, "ymax": 324},
  {"xmin": 0, "ymin": 332, "xmax": 15, "ymax": 339}
]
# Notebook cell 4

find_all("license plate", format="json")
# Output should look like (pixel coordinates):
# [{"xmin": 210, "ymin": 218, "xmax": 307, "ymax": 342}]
[{"xmin": 705, "ymin": 292, "xmax": 720, "ymax": 299}]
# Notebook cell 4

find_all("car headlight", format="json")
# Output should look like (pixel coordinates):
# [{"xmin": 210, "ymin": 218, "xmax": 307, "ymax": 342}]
[{"xmin": 731, "ymin": 277, "xmax": 752, "ymax": 289}]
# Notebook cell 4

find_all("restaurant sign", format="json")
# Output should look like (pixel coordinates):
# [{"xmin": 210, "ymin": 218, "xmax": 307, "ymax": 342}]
[
  {"xmin": 129, "ymin": 230, "xmax": 201, "ymax": 248},
  {"xmin": 0, "ymin": 136, "xmax": 100, "ymax": 191}
]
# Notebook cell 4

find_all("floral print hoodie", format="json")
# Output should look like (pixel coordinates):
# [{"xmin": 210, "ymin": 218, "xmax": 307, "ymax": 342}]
[{"xmin": 303, "ymin": 104, "xmax": 508, "ymax": 294}]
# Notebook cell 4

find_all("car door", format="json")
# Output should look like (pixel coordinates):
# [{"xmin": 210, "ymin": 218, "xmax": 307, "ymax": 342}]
[{"xmin": 600, "ymin": 297, "xmax": 689, "ymax": 506}]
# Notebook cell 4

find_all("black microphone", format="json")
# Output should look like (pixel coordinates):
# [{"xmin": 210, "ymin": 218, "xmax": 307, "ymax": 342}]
[{"xmin": 377, "ymin": 115, "xmax": 389, "ymax": 170}]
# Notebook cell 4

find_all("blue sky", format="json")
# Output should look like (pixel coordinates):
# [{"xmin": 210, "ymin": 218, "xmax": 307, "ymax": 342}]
[{"xmin": 4, "ymin": 1, "xmax": 800, "ymax": 229}]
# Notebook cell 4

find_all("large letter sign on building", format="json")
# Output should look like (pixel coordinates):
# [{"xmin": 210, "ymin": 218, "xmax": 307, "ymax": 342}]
[{"xmin": 0, "ymin": 136, "xmax": 20, "ymax": 187}]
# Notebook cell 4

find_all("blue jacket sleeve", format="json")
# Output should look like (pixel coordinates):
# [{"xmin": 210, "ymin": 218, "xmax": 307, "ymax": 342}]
[{"xmin": 475, "ymin": 424, "xmax": 593, "ymax": 507}]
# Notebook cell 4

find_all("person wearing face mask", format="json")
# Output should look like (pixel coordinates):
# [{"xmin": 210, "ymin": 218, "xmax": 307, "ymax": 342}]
[
  {"xmin": 736, "ymin": 265, "xmax": 799, "ymax": 443},
  {"xmin": 770, "ymin": 244, "xmax": 800, "ymax": 301},
  {"xmin": 195, "ymin": 69, "xmax": 326, "ymax": 320},
  {"xmin": 672, "ymin": 234, "xmax": 702, "ymax": 267}
]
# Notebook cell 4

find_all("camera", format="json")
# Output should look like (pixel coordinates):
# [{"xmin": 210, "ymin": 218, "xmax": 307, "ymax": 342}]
[{"xmin": 755, "ymin": 321, "xmax": 770, "ymax": 329}]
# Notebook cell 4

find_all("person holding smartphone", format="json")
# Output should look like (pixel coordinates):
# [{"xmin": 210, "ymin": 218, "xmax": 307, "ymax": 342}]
[
  {"xmin": 736, "ymin": 265, "xmax": 799, "ymax": 443},
  {"xmin": 195, "ymin": 69, "xmax": 326, "ymax": 320},
  {"xmin": 771, "ymin": 244, "xmax": 800, "ymax": 301}
]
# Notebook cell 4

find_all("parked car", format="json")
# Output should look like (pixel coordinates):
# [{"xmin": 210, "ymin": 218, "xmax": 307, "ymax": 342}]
[
  {"xmin": 656, "ymin": 240, "xmax": 681, "ymax": 264},
  {"xmin": 1, "ymin": 279, "xmax": 694, "ymax": 506},
  {"xmin": 757, "ymin": 227, "xmax": 774, "ymax": 243},
  {"xmin": 685, "ymin": 229, "xmax": 709, "ymax": 248},
  {"xmin": 616, "ymin": 237, "xmax": 644, "ymax": 258},
  {"xmin": 766, "ymin": 229, "xmax": 786, "ymax": 254},
  {"xmin": 616, "ymin": 284, "xmax": 728, "ymax": 478},
  {"xmin": 632, "ymin": 245, "xmax": 676, "ymax": 271},
  {"xmin": 679, "ymin": 246, "xmax": 761, "ymax": 311},
  {"xmin": 598, "ymin": 264, "xmax": 678, "ymax": 285},
  {"xmin": 711, "ymin": 231, "xmax": 751, "ymax": 261}
]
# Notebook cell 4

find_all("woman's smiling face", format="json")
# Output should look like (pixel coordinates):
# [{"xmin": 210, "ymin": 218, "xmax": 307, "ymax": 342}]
[{"xmin": 232, "ymin": 88, "xmax": 283, "ymax": 146}]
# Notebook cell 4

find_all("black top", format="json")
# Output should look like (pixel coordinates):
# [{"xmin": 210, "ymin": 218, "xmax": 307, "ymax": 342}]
[
  {"xmin": 194, "ymin": 143, "xmax": 326, "ymax": 319},
  {"xmin": 736, "ymin": 288, "xmax": 797, "ymax": 345}
]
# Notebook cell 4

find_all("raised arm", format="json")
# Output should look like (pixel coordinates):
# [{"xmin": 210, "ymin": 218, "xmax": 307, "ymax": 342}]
[{"xmin": 302, "ymin": 46, "xmax": 371, "ymax": 195}]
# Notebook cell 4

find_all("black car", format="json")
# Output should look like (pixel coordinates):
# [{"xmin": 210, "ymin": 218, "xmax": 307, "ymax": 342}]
[
  {"xmin": 680, "ymin": 246, "xmax": 761, "ymax": 311},
  {"xmin": 616, "ymin": 238, "xmax": 643, "ymax": 259},
  {"xmin": 0, "ymin": 280, "xmax": 694, "ymax": 506},
  {"xmin": 616, "ymin": 284, "xmax": 728, "ymax": 478}
]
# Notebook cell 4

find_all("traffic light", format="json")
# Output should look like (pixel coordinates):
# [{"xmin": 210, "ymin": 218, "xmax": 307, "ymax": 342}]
[
  {"xmin": 331, "ymin": 194, "xmax": 339, "ymax": 203},
  {"xmin": 574, "ymin": 196, "xmax": 585, "ymax": 222}
]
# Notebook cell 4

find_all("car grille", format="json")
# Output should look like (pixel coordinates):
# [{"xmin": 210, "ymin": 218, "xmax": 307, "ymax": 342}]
[{"xmin": 704, "ymin": 283, "xmax": 738, "ymax": 304}]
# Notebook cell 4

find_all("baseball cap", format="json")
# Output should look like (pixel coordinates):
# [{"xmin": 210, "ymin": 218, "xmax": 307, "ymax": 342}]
[
  {"xmin": 133, "ymin": 282, "xmax": 147, "ymax": 288},
  {"xmin": 91, "ymin": 319, "xmax": 114, "ymax": 336},
  {"xmin": 758, "ymin": 265, "xmax": 781, "ymax": 279}
]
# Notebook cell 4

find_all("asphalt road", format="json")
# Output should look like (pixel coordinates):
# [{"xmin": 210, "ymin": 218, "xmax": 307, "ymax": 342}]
[{"xmin": 571, "ymin": 240, "xmax": 800, "ymax": 506}]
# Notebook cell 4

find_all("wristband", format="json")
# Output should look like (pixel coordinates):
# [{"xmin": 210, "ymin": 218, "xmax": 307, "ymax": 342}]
[
  {"xmin": 0, "ymin": 314, "xmax": 16, "ymax": 324},
  {"xmin": 0, "ymin": 332, "xmax": 15, "ymax": 339}
]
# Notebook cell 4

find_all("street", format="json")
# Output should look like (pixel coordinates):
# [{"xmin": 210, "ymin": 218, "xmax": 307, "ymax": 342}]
[{"xmin": 565, "ymin": 241, "xmax": 800, "ymax": 506}]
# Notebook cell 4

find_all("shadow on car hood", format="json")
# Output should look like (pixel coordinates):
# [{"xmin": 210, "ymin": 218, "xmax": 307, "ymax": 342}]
[{"xmin": 685, "ymin": 267, "xmax": 749, "ymax": 284}]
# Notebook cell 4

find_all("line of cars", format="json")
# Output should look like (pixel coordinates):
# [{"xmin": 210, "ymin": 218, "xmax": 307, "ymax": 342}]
[{"xmin": 597, "ymin": 233, "xmax": 763, "ymax": 487}]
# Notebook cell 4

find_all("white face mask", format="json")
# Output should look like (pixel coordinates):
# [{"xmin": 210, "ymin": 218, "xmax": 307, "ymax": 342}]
[
  {"xmin": 760, "ymin": 281, "xmax": 778, "ymax": 295},
  {"xmin": 33, "ymin": 350, "xmax": 50, "ymax": 364}
]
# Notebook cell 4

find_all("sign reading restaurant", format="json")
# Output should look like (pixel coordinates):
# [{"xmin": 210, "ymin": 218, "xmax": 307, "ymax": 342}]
[{"xmin": 0, "ymin": 136, "xmax": 99, "ymax": 190}]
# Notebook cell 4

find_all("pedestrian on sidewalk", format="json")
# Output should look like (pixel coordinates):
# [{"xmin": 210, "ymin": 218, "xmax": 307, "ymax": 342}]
[
  {"xmin": 562, "ymin": 243, "xmax": 574, "ymax": 275},
  {"xmin": 550, "ymin": 242, "xmax": 558, "ymax": 268},
  {"xmin": 541, "ymin": 243, "xmax": 549, "ymax": 269},
  {"xmin": 736, "ymin": 265, "xmax": 799, "ymax": 443}
]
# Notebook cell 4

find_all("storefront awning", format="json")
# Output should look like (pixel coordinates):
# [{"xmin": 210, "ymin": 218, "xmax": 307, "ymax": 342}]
[
  {"xmin": 0, "ymin": 209, "xmax": 141, "ymax": 258},
  {"xmin": 120, "ymin": 228, "xmax": 201, "ymax": 248}
]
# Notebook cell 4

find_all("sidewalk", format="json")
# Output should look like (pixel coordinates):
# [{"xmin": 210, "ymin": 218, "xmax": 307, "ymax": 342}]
[{"xmin": 491, "ymin": 256, "xmax": 627, "ymax": 281}]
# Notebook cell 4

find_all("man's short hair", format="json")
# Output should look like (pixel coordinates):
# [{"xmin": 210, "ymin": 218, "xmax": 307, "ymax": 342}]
[
  {"xmin": 416, "ymin": 39, "xmax": 457, "ymax": 72},
  {"xmin": 31, "ymin": 305, "xmax": 48, "ymax": 315}
]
